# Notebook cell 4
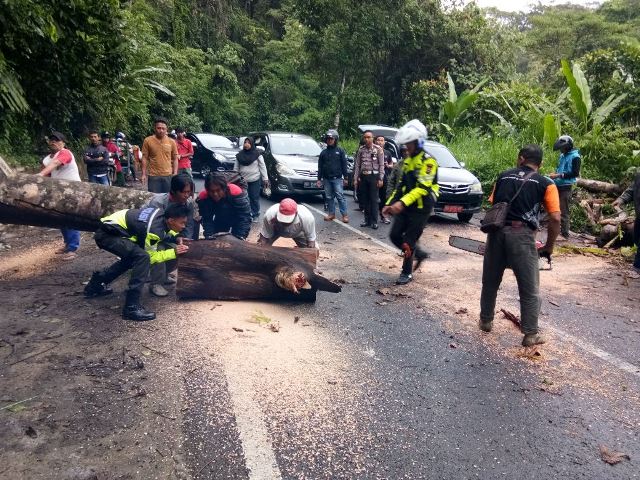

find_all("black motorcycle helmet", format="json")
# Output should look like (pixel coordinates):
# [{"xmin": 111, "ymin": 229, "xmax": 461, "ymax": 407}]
[
  {"xmin": 553, "ymin": 135, "xmax": 574, "ymax": 152},
  {"xmin": 323, "ymin": 129, "xmax": 339, "ymax": 143}
]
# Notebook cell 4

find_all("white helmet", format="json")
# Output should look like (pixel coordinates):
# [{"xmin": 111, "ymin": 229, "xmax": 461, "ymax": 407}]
[{"xmin": 395, "ymin": 119, "xmax": 428, "ymax": 146}]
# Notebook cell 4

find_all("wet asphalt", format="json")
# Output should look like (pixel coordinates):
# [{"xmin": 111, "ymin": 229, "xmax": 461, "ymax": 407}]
[{"xmin": 186, "ymin": 182, "xmax": 639, "ymax": 479}]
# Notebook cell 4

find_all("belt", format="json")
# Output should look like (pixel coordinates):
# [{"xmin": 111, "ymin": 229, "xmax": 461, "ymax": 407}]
[
  {"xmin": 361, "ymin": 171, "xmax": 379, "ymax": 175},
  {"xmin": 504, "ymin": 220, "xmax": 534, "ymax": 230}
]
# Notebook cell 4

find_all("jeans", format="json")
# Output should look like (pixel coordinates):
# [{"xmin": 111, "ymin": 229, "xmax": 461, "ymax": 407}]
[
  {"xmin": 148, "ymin": 175, "xmax": 172, "ymax": 193},
  {"xmin": 247, "ymin": 180, "xmax": 262, "ymax": 218},
  {"xmin": 324, "ymin": 178, "xmax": 347, "ymax": 216},
  {"xmin": 480, "ymin": 225, "xmax": 541, "ymax": 334},
  {"xmin": 89, "ymin": 174, "xmax": 110, "ymax": 185},
  {"xmin": 61, "ymin": 228, "xmax": 80, "ymax": 252}
]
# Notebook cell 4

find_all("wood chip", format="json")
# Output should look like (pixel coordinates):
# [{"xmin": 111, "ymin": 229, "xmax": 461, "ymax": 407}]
[{"xmin": 599, "ymin": 445, "xmax": 630, "ymax": 465}]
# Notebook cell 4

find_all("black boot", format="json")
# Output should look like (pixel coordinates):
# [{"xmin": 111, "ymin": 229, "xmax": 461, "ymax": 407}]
[
  {"xmin": 122, "ymin": 290, "xmax": 156, "ymax": 322},
  {"xmin": 84, "ymin": 272, "xmax": 114, "ymax": 298},
  {"xmin": 413, "ymin": 248, "xmax": 430, "ymax": 271}
]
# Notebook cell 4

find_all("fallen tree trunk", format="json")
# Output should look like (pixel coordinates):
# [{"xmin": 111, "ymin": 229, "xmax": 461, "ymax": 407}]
[
  {"xmin": 177, "ymin": 234, "xmax": 341, "ymax": 302},
  {"xmin": 577, "ymin": 178, "xmax": 623, "ymax": 195},
  {"xmin": 0, "ymin": 156, "xmax": 153, "ymax": 231}
]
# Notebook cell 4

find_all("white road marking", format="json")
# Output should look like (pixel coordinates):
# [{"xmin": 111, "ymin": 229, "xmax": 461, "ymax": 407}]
[
  {"xmin": 303, "ymin": 203, "xmax": 399, "ymax": 255},
  {"xmin": 304, "ymin": 202, "xmax": 640, "ymax": 379},
  {"xmin": 224, "ymin": 370, "xmax": 283, "ymax": 479}
]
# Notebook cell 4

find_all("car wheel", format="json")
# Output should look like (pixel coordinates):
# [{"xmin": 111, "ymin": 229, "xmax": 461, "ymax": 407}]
[{"xmin": 457, "ymin": 212, "xmax": 474, "ymax": 223}]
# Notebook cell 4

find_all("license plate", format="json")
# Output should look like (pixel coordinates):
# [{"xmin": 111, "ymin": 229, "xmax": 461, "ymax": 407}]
[
  {"xmin": 303, "ymin": 181, "xmax": 316, "ymax": 188},
  {"xmin": 444, "ymin": 205, "xmax": 463, "ymax": 213}
]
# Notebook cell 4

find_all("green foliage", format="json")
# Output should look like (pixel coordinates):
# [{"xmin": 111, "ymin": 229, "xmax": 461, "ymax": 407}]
[{"xmin": 439, "ymin": 73, "xmax": 488, "ymax": 132}]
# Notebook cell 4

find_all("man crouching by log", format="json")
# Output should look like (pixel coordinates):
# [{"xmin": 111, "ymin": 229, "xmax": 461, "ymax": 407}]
[
  {"xmin": 83, "ymin": 204, "xmax": 190, "ymax": 321},
  {"xmin": 196, "ymin": 173, "xmax": 252, "ymax": 240}
]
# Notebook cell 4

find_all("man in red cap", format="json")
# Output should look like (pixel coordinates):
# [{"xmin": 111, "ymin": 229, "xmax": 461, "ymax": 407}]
[{"xmin": 258, "ymin": 198, "xmax": 317, "ymax": 249}]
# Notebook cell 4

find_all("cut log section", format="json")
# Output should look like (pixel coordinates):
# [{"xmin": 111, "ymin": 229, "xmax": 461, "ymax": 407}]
[
  {"xmin": 0, "ymin": 156, "xmax": 153, "ymax": 231},
  {"xmin": 177, "ymin": 234, "xmax": 341, "ymax": 302}
]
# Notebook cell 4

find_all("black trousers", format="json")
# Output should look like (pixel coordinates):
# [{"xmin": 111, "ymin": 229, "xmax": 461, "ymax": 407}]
[
  {"xmin": 94, "ymin": 229, "xmax": 150, "ymax": 298},
  {"xmin": 634, "ymin": 216, "xmax": 640, "ymax": 269},
  {"xmin": 389, "ymin": 209, "xmax": 430, "ymax": 274},
  {"xmin": 359, "ymin": 173, "xmax": 379, "ymax": 225}
]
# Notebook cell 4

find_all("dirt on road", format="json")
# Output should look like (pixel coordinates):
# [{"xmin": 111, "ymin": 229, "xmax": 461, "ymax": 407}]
[{"xmin": 0, "ymin": 219, "xmax": 638, "ymax": 479}]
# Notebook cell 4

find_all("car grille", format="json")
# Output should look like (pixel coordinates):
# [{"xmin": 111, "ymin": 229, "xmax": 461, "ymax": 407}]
[
  {"xmin": 293, "ymin": 169, "xmax": 317, "ymax": 178},
  {"xmin": 439, "ymin": 182, "xmax": 471, "ymax": 195}
]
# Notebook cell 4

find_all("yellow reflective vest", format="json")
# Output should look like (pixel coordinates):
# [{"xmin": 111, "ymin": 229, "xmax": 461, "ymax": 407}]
[{"xmin": 386, "ymin": 150, "xmax": 439, "ymax": 212}]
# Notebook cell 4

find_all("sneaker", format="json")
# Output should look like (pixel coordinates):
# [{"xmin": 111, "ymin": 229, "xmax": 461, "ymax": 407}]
[
  {"xmin": 371, "ymin": 223, "xmax": 379, "ymax": 230},
  {"xmin": 381, "ymin": 217, "xmax": 391, "ymax": 224},
  {"xmin": 164, "ymin": 274, "xmax": 177, "ymax": 285},
  {"xmin": 324, "ymin": 214, "xmax": 336, "ymax": 221},
  {"xmin": 479, "ymin": 320, "xmax": 493, "ymax": 332},
  {"xmin": 360, "ymin": 222, "xmax": 370, "ymax": 228},
  {"xmin": 522, "ymin": 333, "xmax": 546, "ymax": 347},
  {"xmin": 395, "ymin": 272, "xmax": 413, "ymax": 285},
  {"xmin": 150, "ymin": 284, "xmax": 169, "ymax": 297},
  {"xmin": 341, "ymin": 215, "xmax": 349, "ymax": 223},
  {"xmin": 60, "ymin": 251, "xmax": 77, "ymax": 261},
  {"xmin": 54, "ymin": 246, "xmax": 68, "ymax": 254}
]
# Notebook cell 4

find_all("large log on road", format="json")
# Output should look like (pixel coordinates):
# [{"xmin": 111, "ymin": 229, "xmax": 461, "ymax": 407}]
[
  {"xmin": 0, "ymin": 156, "xmax": 153, "ymax": 231},
  {"xmin": 177, "ymin": 235, "xmax": 341, "ymax": 302},
  {"xmin": 577, "ymin": 178, "xmax": 623, "ymax": 195}
]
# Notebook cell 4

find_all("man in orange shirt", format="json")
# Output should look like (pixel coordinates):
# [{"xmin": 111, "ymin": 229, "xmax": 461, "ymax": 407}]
[
  {"xmin": 479, "ymin": 144, "xmax": 560, "ymax": 347},
  {"xmin": 141, "ymin": 117, "xmax": 178, "ymax": 193}
]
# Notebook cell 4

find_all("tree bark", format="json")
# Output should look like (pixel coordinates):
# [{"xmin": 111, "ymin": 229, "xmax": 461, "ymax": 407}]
[
  {"xmin": 0, "ymin": 155, "xmax": 154, "ymax": 231},
  {"xmin": 177, "ymin": 234, "xmax": 341, "ymax": 302},
  {"xmin": 577, "ymin": 178, "xmax": 623, "ymax": 195}
]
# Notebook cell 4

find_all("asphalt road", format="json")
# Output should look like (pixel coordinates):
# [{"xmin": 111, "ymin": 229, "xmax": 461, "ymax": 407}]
[{"xmin": 184, "ymin": 179, "xmax": 639, "ymax": 479}]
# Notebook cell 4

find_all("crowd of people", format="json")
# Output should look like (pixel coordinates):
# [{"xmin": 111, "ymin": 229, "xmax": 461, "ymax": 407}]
[{"xmin": 36, "ymin": 117, "xmax": 640, "ymax": 345}]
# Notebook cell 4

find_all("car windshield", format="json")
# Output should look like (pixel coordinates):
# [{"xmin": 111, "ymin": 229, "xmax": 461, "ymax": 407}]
[
  {"xmin": 425, "ymin": 144, "xmax": 462, "ymax": 168},
  {"xmin": 270, "ymin": 136, "xmax": 322, "ymax": 156},
  {"xmin": 197, "ymin": 134, "xmax": 235, "ymax": 150}
]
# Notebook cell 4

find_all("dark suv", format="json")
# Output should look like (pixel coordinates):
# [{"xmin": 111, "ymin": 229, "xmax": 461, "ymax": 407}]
[
  {"xmin": 249, "ymin": 132, "xmax": 324, "ymax": 199},
  {"xmin": 352, "ymin": 125, "xmax": 482, "ymax": 222},
  {"xmin": 187, "ymin": 133, "xmax": 240, "ymax": 177}
]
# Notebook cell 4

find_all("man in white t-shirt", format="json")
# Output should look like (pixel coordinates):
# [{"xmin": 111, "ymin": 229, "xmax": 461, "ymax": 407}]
[
  {"xmin": 39, "ymin": 131, "xmax": 82, "ymax": 260},
  {"xmin": 258, "ymin": 198, "xmax": 317, "ymax": 249}
]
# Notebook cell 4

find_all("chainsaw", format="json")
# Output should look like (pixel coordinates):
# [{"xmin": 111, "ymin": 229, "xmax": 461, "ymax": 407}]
[{"xmin": 448, "ymin": 235, "xmax": 552, "ymax": 270}]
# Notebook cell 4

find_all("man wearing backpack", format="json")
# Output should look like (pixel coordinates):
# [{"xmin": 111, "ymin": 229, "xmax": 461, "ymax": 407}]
[{"xmin": 479, "ymin": 145, "xmax": 560, "ymax": 347}]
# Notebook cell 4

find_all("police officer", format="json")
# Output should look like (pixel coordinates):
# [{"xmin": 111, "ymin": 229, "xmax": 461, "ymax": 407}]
[
  {"xmin": 382, "ymin": 119, "xmax": 438, "ymax": 285},
  {"xmin": 83, "ymin": 204, "xmax": 190, "ymax": 321}
]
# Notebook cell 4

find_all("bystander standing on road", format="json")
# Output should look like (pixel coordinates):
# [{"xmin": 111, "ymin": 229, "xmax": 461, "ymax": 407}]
[
  {"xmin": 141, "ymin": 118, "xmax": 178, "ymax": 193},
  {"xmin": 479, "ymin": 144, "xmax": 561, "ymax": 347},
  {"xmin": 317, "ymin": 129, "xmax": 349, "ymax": 223},
  {"xmin": 354, "ymin": 130, "xmax": 384, "ymax": 229},
  {"xmin": 258, "ymin": 198, "xmax": 317, "ymax": 249},
  {"xmin": 613, "ymin": 170, "xmax": 640, "ymax": 273},
  {"xmin": 376, "ymin": 135, "xmax": 394, "ymax": 224},
  {"xmin": 38, "ymin": 131, "xmax": 82, "ymax": 260},
  {"xmin": 175, "ymin": 127, "xmax": 194, "ymax": 178},
  {"xmin": 101, "ymin": 131, "xmax": 124, "ymax": 186},
  {"xmin": 145, "ymin": 174, "xmax": 195, "ymax": 297},
  {"xmin": 83, "ymin": 130, "xmax": 111, "ymax": 185},
  {"xmin": 383, "ymin": 120, "xmax": 437, "ymax": 285},
  {"xmin": 196, "ymin": 173, "xmax": 252, "ymax": 240},
  {"xmin": 234, "ymin": 137, "xmax": 269, "ymax": 222},
  {"xmin": 550, "ymin": 135, "xmax": 581, "ymax": 239}
]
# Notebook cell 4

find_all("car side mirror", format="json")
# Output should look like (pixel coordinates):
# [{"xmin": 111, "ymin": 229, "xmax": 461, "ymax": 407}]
[{"xmin": 459, "ymin": 161, "xmax": 466, "ymax": 168}]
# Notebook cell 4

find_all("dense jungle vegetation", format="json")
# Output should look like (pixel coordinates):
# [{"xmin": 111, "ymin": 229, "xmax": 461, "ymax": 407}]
[{"xmin": 1, "ymin": 0, "xmax": 639, "ymax": 189}]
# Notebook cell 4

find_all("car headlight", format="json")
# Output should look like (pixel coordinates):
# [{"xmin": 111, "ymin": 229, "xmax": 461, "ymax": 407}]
[
  {"xmin": 470, "ymin": 182, "xmax": 482, "ymax": 193},
  {"xmin": 276, "ymin": 162, "xmax": 296, "ymax": 176}
]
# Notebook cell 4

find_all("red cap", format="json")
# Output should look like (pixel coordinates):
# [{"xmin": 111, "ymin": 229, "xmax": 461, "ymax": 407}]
[{"xmin": 277, "ymin": 198, "xmax": 298, "ymax": 223}]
